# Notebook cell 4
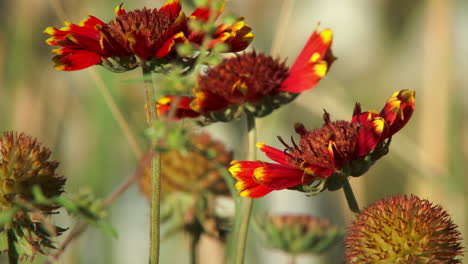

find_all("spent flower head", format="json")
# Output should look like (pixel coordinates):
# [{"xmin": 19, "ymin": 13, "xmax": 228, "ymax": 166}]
[
  {"xmin": 0, "ymin": 131, "xmax": 66, "ymax": 261},
  {"xmin": 44, "ymin": 0, "xmax": 252, "ymax": 71},
  {"xmin": 157, "ymin": 27, "xmax": 335, "ymax": 123},
  {"xmin": 229, "ymin": 90, "xmax": 415, "ymax": 198},
  {"xmin": 254, "ymin": 214, "xmax": 341, "ymax": 256},
  {"xmin": 139, "ymin": 132, "xmax": 232, "ymax": 199},
  {"xmin": 345, "ymin": 195, "xmax": 463, "ymax": 264}
]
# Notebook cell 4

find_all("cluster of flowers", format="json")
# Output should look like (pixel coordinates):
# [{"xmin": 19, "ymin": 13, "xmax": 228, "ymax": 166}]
[{"xmin": 9, "ymin": 0, "xmax": 458, "ymax": 263}]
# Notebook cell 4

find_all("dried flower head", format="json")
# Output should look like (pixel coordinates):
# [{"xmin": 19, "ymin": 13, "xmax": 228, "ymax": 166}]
[
  {"xmin": 139, "ymin": 133, "xmax": 232, "ymax": 199},
  {"xmin": 345, "ymin": 195, "xmax": 463, "ymax": 264},
  {"xmin": 157, "ymin": 27, "xmax": 335, "ymax": 123},
  {"xmin": 44, "ymin": 0, "xmax": 253, "ymax": 71},
  {"xmin": 229, "ymin": 90, "xmax": 415, "ymax": 198},
  {"xmin": 0, "ymin": 132, "xmax": 66, "ymax": 261},
  {"xmin": 0, "ymin": 132, "xmax": 65, "ymax": 210},
  {"xmin": 254, "ymin": 214, "xmax": 341, "ymax": 255}
]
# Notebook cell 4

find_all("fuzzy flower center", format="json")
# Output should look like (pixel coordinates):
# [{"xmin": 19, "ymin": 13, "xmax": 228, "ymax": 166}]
[{"xmin": 198, "ymin": 52, "xmax": 290, "ymax": 104}]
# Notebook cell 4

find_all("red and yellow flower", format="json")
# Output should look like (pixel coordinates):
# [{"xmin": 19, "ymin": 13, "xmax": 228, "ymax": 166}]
[
  {"xmin": 229, "ymin": 90, "xmax": 415, "ymax": 198},
  {"xmin": 157, "ymin": 27, "xmax": 335, "ymax": 123},
  {"xmin": 44, "ymin": 0, "xmax": 253, "ymax": 71}
]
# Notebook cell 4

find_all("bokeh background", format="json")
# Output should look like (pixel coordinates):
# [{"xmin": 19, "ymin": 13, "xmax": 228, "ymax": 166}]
[{"xmin": 0, "ymin": 0, "xmax": 466, "ymax": 263}]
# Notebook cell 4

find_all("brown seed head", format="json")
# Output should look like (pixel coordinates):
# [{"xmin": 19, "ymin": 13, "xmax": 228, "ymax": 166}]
[
  {"xmin": 345, "ymin": 195, "xmax": 463, "ymax": 264},
  {"xmin": 0, "ymin": 132, "xmax": 65, "ymax": 211},
  {"xmin": 139, "ymin": 133, "xmax": 232, "ymax": 199}
]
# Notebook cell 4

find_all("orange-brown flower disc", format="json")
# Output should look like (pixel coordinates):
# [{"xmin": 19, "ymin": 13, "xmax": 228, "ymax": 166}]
[
  {"xmin": 288, "ymin": 119, "xmax": 360, "ymax": 172},
  {"xmin": 139, "ymin": 133, "xmax": 232, "ymax": 200},
  {"xmin": 345, "ymin": 195, "xmax": 463, "ymax": 264},
  {"xmin": 103, "ymin": 7, "xmax": 178, "ymax": 58},
  {"xmin": 195, "ymin": 51, "xmax": 289, "ymax": 112}
]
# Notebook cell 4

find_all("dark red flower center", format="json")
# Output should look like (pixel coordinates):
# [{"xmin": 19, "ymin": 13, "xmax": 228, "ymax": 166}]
[
  {"xmin": 198, "ymin": 52, "xmax": 290, "ymax": 104},
  {"xmin": 281, "ymin": 120, "xmax": 359, "ymax": 170},
  {"xmin": 103, "ymin": 8, "xmax": 179, "ymax": 58}
]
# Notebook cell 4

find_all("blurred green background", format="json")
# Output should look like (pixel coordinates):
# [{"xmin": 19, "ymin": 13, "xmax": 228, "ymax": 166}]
[{"xmin": 0, "ymin": 0, "xmax": 466, "ymax": 263}]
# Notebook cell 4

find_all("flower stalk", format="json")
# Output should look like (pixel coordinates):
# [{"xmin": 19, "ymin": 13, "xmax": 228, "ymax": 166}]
[
  {"xmin": 236, "ymin": 114, "xmax": 256, "ymax": 264},
  {"xmin": 342, "ymin": 178, "xmax": 360, "ymax": 214},
  {"xmin": 142, "ymin": 64, "xmax": 162, "ymax": 264}
]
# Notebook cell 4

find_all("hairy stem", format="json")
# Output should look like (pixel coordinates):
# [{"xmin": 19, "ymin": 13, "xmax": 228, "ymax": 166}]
[
  {"xmin": 343, "ymin": 178, "xmax": 360, "ymax": 214},
  {"xmin": 235, "ymin": 114, "xmax": 257, "ymax": 264},
  {"xmin": 142, "ymin": 65, "xmax": 162, "ymax": 264}
]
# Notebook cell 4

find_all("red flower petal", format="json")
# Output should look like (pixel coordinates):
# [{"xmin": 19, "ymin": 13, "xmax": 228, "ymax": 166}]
[
  {"xmin": 355, "ymin": 116, "xmax": 386, "ymax": 157},
  {"xmin": 44, "ymin": 16, "xmax": 105, "ymax": 71},
  {"xmin": 238, "ymin": 184, "xmax": 273, "ymax": 198},
  {"xmin": 209, "ymin": 20, "xmax": 253, "ymax": 52},
  {"xmin": 379, "ymin": 90, "xmax": 415, "ymax": 137},
  {"xmin": 253, "ymin": 163, "xmax": 305, "ymax": 190},
  {"xmin": 278, "ymin": 28, "xmax": 334, "ymax": 93},
  {"xmin": 160, "ymin": 0, "xmax": 182, "ymax": 19},
  {"xmin": 156, "ymin": 95, "xmax": 200, "ymax": 119},
  {"xmin": 229, "ymin": 160, "xmax": 274, "ymax": 198},
  {"xmin": 190, "ymin": 90, "xmax": 230, "ymax": 113},
  {"xmin": 256, "ymin": 142, "xmax": 289, "ymax": 165},
  {"xmin": 190, "ymin": 1, "xmax": 225, "ymax": 22},
  {"xmin": 303, "ymin": 165, "xmax": 334, "ymax": 179},
  {"xmin": 52, "ymin": 49, "xmax": 102, "ymax": 71},
  {"xmin": 155, "ymin": 32, "xmax": 188, "ymax": 58}
]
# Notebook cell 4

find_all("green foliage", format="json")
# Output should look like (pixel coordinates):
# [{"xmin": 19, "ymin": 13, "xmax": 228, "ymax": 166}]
[{"xmin": 32, "ymin": 187, "xmax": 116, "ymax": 238}]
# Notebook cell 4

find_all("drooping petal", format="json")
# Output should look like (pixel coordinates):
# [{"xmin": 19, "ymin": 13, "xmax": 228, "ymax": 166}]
[
  {"xmin": 355, "ymin": 116, "xmax": 386, "ymax": 157},
  {"xmin": 44, "ymin": 16, "xmax": 105, "ymax": 71},
  {"xmin": 256, "ymin": 143, "xmax": 289, "ymax": 165},
  {"xmin": 253, "ymin": 163, "xmax": 306, "ymax": 190},
  {"xmin": 229, "ymin": 160, "xmax": 274, "ymax": 198},
  {"xmin": 279, "ymin": 28, "xmax": 335, "ymax": 93},
  {"xmin": 379, "ymin": 90, "xmax": 415, "ymax": 137},
  {"xmin": 51, "ymin": 49, "xmax": 103, "ymax": 71},
  {"xmin": 156, "ymin": 95, "xmax": 200, "ymax": 119}
]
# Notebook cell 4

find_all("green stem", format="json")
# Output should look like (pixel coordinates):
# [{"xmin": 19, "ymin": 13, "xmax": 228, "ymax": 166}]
[
  {"xmin": 235, "ymin": 114, "xmax": 257, "ymax": 264},
  {"xmin": 7, "ymin": 229, "xmax": 18, "ymax": 264},
  {"xmin": 189, "ymin": 233, "xmax": 198, "ymax": 264},
  {"xmin": 142, "ymin": 65, "xmax": 161, "ymax": 264},
  {"xmin": 342, "ymin": 178, "xmax": 360, "ymax": 214}
]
